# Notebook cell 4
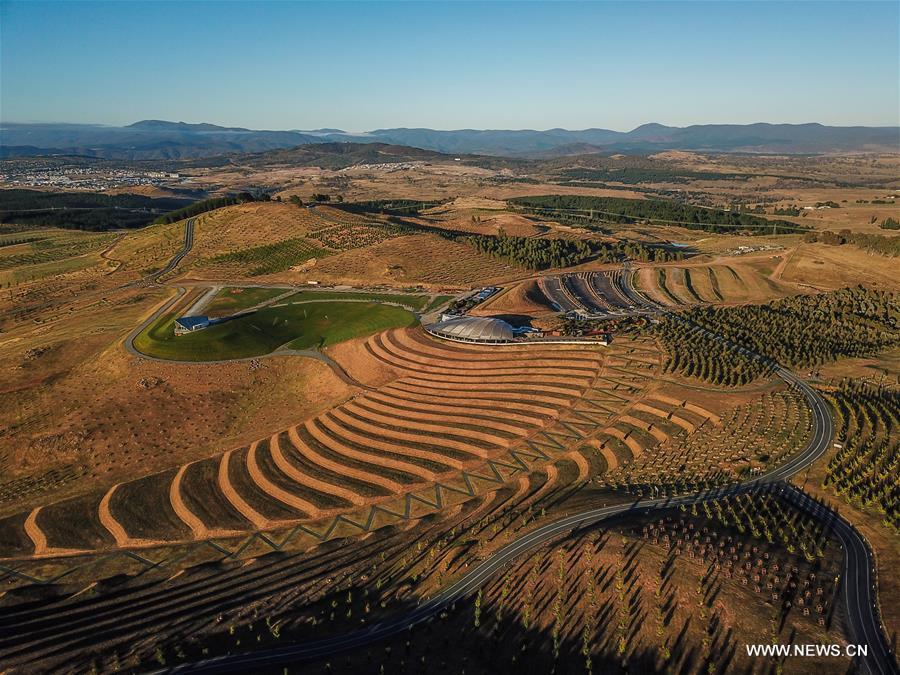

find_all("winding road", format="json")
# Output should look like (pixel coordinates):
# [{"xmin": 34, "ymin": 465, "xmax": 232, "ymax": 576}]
[
  {"xmin": 153, "ymin": 216, "xmax": 195, "ymax": 283},
  {"xmin": 167, "ymin": 268, "xmax": 896, "ymax": 675}
]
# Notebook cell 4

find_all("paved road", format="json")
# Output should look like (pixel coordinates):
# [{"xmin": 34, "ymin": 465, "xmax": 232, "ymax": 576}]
[
  {"xmin": 153, "ymin": 217, "xmax": 195, "ymax": 283},
  {"xmin": 162, "ymin": 264, "xmax": 894, "ymax": 674},
  {"xmin": 620, "ymin": 266, "xmax": 895, "ymax": 675},
  {"xmin": 779, "ymin": 485, "xmax": 896, "ymax": 675}
]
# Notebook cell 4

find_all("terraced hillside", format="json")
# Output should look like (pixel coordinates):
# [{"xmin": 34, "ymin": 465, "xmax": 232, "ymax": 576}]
[
  {"xmin": 603, "ymin": 387, "xmax": 813, "ymax": 492},
  {"xmin": 635, "ymin": 261, "xmax": 795, "ymax": 308},
  {"xmin": 539, "ymin": 270, "xmax": 638, "ymax": 315},
  {"xmin": 0, "ymin": 328, "xmax": 666, "ymax": 561}
]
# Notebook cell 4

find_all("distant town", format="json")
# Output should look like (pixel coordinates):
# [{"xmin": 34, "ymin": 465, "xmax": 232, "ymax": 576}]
[{"xmin": 0, "ymin": 165, "xmax": 182, "ymax": 191}]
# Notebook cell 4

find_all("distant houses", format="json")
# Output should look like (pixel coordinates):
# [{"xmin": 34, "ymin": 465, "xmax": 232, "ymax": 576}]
[{"xmin": 174, "ymin": 315, "xmax": 210, "ymax": 336}]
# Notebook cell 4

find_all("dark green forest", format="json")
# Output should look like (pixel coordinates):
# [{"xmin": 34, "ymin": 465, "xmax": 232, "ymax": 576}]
[
  {"xmin": 460, "ymin": 232, "xmax": 683, "ymax": 270},
  {"xmin": 336, "ymin": 199, "xmax": 448, "ymax": 216},
  {"xmin": 0, "ymin": 189, "xmax": 192, "ymax": 231},
  {"xmin": 509, "ymin": 195, "xmax": 804, "ymax": 234},
  {"xmin": 555, "ymin": 167, "xmax": 748, "ymax": 184},
  {"xmin": 152, "ymin": 194, "xmax": 260, "ymax": 225}
]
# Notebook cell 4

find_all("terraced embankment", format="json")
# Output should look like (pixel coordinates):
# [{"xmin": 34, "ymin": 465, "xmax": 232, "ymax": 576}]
[
  {"xmin": 4, "ymin": 326, "xmax": 662, "ymax": 559},
  {"xmin": 635, "ymin": 262, "xmax": 795, "ymax": 308}
]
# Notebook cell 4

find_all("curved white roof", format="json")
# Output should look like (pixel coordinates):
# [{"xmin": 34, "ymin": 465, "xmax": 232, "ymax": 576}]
[{"xmin": 428, "ymin": 316, "xmax": 516, "ymax": 342}]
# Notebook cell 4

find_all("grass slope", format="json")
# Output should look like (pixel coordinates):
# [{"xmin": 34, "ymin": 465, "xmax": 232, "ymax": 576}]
[
  {"xmin": 204, "ymin": 287, "xmax": 287, "ymax": 316},
  {"xmin": 281, "ymin": 290, "xmax": 433, "ymax": 311},
  {"xmin": 134, "ymin": 300, "xmax": 417, "ymax": 361}
]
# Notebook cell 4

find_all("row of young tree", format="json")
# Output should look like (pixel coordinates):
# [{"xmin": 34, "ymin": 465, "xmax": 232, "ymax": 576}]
[
  {"xmin": 825, "ymin": 380, "xmax": 899, "ymax": 531},
  {"xmin": 654, "ymin": 319, "xmax": 771, "ymax": 386},
  {"xmin": 461, "ymin": 232, "xmax": 683, "ymax": 270},
  {"xmin": 653, "ymin": 287, "xmax": 899, "ymax": 385},
  {"xmin": 0, "ymin": 189, "xmax": 193, "ymax": 231},
  {"xmin": 508, "ymin": 195, "xmax": 803, "ymax": 234},
  {"xmin": 685, "ymin": 287, "xmax": 897, "ymax": 368}
]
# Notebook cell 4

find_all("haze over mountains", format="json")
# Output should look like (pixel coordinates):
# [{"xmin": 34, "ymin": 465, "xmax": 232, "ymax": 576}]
[{"xmin": 1, "ymin": 119, "xmax": 897, "ymax": 160}]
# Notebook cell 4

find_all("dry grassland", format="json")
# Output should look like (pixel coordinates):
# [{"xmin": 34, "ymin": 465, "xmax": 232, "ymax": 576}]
[
  {"xmin": 293, "ymin": 233, "xmax": 526, "ymax": 288},
  {"xmin": 0, "ymin": 287, "xmax": 353, "ymax": 517},
  {"xmin": 777, "ymin": 243, "xmax": 900, "ymax": 291},
  {"xmin": 469, "ymin": 279, "xmax": 557, "ymax": 317}
]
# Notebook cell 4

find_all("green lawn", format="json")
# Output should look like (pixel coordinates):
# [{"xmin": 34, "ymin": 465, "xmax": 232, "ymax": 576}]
[
  {"xmin": 133, "ymin": 300, "xmax": 417, "ymax": 361},
  {"xmin": 280, "ymin": 290, "xmax": 433, "ymax": 311},
  {"xmin": 203, "ymin": 287, "xmax": 287, "ymax": 317},
  {"xmin": 423, "ymin": 294, "xmax": 454, "ymax": 312}
]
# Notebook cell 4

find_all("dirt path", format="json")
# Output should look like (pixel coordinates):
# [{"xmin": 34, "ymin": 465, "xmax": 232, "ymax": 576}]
[
  {"xmin": 632, "ymin": 401, "xmax": 697, "ymax": 433},
  {"xmin": 20, "ymin": 508, "xmax": 87, "ymax": 557},
  {"xmin": 218, "ymin": 449, "xmax": 271, "ymax": 530},
  {"xmin": 771, "ymin": 246, "xmax": 797, "ymax": 281},
  {"xmin": 286, "ymin": 425, "xmax": 406, "ymax": 494},
  {"xmin": 303, "ymin": 419, "xmax": 437, "ymax": 484},
  {"xmin": 564, "ymin": 450, "xmax": 591, "ymax": 481},
  {"xmin": 649, "ymin": 393, "xmax": 721, "ymax": 424},
  {"xmin": 169, "ymin": 463, "xmax": 208, "ymax": 539},
  {"xmin": 266, "ymin": 434, "xmax": 361, "ymax": 509},
  {"xmin": 98, "ymin": 484, "xmax": 132, "ymax": 547}
]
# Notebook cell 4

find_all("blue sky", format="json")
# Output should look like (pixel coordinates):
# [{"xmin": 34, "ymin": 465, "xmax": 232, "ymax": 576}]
[{"xmin": 2, "ymin": 1, "xmax": 897, "ymax": 130}]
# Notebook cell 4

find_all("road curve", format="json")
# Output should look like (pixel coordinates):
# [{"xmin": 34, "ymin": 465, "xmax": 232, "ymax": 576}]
[
  {"xmin": 166, "ymin": 265, "xmax": 896, "ymax": 675},
  {"xmin": 779, "ymin": 485, "xmax": 896, "ymax": 675},
  {"xmin": 171, "ymin": 365, "xmax": 892, "ymax": 675},
  {"xmin": 154, "ymin": 217, "xmax": 195, "ymax": 283}
]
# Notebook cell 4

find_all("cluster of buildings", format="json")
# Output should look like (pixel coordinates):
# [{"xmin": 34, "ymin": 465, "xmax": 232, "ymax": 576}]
[
  {"xmin": 729, "ymin": 244, "xmax": 783, "ymax": 256},
  {"xmin": 1, "ymin": 166, "xmax": 182, "ymax": 191},
  {"xmin": 339, "ymin": 162, "xmax": 425, "ymax": 173}
]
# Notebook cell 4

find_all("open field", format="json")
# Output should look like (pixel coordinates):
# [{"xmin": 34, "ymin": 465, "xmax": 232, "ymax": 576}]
[
  {"xmin": 777, "ymin": 242, "xmax": 900, "ymax": 291},
  {"xmin": 635, "ymin": 257, "xmax": 796, "ymax": 307},
  {"xmin": 133, "ymin": 299, "xmax": 418, "ymax": 361},
  {"xmin": 278, "ymin": 289, "xmax": 436, "ymax": 311}
]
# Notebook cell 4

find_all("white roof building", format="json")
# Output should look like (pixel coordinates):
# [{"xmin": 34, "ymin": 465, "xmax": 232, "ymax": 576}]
[{"xmin": 426, "ymin": 316, "xmax": 516, "ymax": 344}]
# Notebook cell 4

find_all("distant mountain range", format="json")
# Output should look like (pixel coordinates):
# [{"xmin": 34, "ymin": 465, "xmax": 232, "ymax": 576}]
[{"xmin": 1, "ymin": 120, "xmax": 897, "ymax": 160}]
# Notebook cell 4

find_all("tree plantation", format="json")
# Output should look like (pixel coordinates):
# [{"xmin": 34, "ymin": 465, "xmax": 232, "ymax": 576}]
[
  {"xmin": 509, "ymin": 195, "xmax": 803, "ymax": 234},
  {"xmin": 461, "ymin": 232, "xmax": 682, "ymax": 270},
  {"xmin": 654, "ymin": 287, "xmax": 899, "ymax": 385}
]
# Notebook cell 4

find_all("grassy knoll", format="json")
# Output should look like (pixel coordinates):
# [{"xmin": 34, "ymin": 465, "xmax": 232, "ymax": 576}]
[
  {"xmin": 133, "ymin": 300, "xmax": 417, "ymax": 361},
  {"xmin": 203, "ymin": 287, "xmax": 287, "ymax": 316},
  {"xmin": 280, "ymin": 290, "xmax": 433, "ymax": 311}
]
